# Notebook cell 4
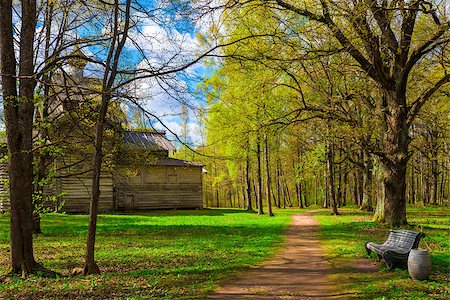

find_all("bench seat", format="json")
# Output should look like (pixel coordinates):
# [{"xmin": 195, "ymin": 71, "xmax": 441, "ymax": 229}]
[{"xmin": 365, "ymin": 229, "xmax": 425, "ymax": 269}]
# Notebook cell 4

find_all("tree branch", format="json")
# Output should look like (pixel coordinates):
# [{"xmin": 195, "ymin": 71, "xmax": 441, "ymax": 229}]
[{"xmin": 407, "ymin": 73, "xmax": 450, "ymax": 125}]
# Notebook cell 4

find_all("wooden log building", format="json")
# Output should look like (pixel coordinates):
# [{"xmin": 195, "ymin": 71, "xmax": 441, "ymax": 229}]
[
  {"xmin": 0, "ymin": 130, "xmax": 204, "ymax": 213},
  {"xmin": 0, "ymin": 52, "xmax": 203, "ymax": 213}
]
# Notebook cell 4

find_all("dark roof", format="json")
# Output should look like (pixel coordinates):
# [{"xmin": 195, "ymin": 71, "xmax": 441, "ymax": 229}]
[
  {"xmin": 123, "ymin": 130, "xmax": 176, "ymax": 152},
  {"xmin": 154, "ymin": 158, "xmax": 204, "ymax": 167}
]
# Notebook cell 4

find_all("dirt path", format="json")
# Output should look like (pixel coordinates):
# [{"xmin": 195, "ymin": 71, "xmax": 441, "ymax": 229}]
[{"xmin": 206, "ymin": 211, "xmax": 374, "ymax": 299}]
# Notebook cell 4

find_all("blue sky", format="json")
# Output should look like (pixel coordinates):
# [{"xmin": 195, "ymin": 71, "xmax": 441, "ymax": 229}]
[
  {"xmin": 78, "ymin": 0, "xmax": 214, "ymax": 147},
  {"xmin": 0, "ymin": 0, "xmax": 218, "ymax": 146}
]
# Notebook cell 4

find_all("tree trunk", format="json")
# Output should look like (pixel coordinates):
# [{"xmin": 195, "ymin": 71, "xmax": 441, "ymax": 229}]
[
  {"xmin": 357, "ymin": 151, "xmax": 364, "ymax": 206},
  {"xmin": 324, "ymin": 168, "xmax": 329, "ymax": 208},
  {"xmin": 352, "ymin": 169, "xmax": 359, "ymax": 205},
  {"xmin": 215, "ymin": 189, "xmax": 219, "ymax": 207},
  {"xmin": 297, "ymin": 183, "xmax": 303, "ymax": 208},
  {"xmin": 336, "ymin": 146, "xmax": 343, "ymax": 207},
  {"xmin": 1, "ymin": 0, "xmax": 37, "ymax": 276},
  {"xmin": 32, "ymin": 1, "xmax": 55, "ymax": 235},
  {"xmin": 256, "ymin": 134, "xmax": 264, "ymax": 215},
  {"xmin": 283, "ymin": 178, "xmax": 292, "ymax": 207},
  {"xmin": 245, "ymin": 150, "xmax": 253, "ymax": 211},
  {"xmin": 381, "ymin": 91, "xmax": 409, "ymax": 227},
  {"xmin": 303, "ymin": 182, "xmax": 308, "ymax": 207},
  {"xmin": 315, "ymin": 176, "xmax": 319, "ymax": 205},
  {"xmin": 84, "ymin": 0, "xmax": 132, "ymax": 273},
  {"xmin": 439, "ymin": 173, "xmax": 445, "ymax": 205},
  {"xmin": 431, "ymin": 160, "xmax": 439, "ymax": 205},
  {"xmin": 276, "ymin": 160, "xmax": 282, "ymax": 208},
  {"xmin": 242, "ymin": 184, "xmax": 246, "ymax": 208},
  {"xmin": 326, "ymin": 142, "xmax": 339, "ymax": 215},
  {"xmin": 373, "ymin": 157, "xmax": 385, "ymax": 221},
  {"xmin": 383, "ymin": 160, "xmax": 408, "ymax": 226},
  {"xmin": 252, "ymin": 177, "xmax": 258, "ymax": 208},
  {"xmin": 84, "ymin": 93, "xmax": 109, "ymax": 275},
  {"xmin": 264, "ymin": 135, "xmax": 273, "ymax": 217},
  {"xmin": 410, "ymin": 165, "xmax": 416, "ymax": 204},
  {"xmin": 361, "ymin": 152, "xmax": 374, "ymax": 212},
  {"xmin": 342, "ymin": 167, "xmax": 348, "ymax": 206}
]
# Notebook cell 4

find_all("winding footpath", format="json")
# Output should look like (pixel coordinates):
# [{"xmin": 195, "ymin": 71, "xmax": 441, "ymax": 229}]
[{"xmin": 206, "ymin": 211, "xmax": 372, "ymax": 299}]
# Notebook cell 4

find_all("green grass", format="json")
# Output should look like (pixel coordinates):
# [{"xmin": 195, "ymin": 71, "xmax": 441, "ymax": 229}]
[
  {"xmin": 0, "ymin": 208, "xmax": 298, "ymax": 299},
  {"xmin": 2, "ymin": 206, "xmax": 448, "ymax": 299},
  {"xmin": 315, "ymin": 206, "xmax": 450, "ymax": 300}
]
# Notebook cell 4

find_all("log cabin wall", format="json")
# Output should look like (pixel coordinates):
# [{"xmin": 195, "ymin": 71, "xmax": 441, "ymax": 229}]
[
  {"xmin": 57, "ymin": 157, "xmax": 114, "ymax": 212},
  {"xmin": 0, "ymin": 161, "xmax": 203, "ymax": 213},
  {"xmin": 115, "ymin": 165, "xmax": 203, "ymax": 210},
  {"xmin": 0, "ymin": 160, "xmax": 114, "ymax": 213},
  {"xmin": 59, "ymin": 174, "xmax": 114, "ymax": 212},
  {"xmin": 0, "ymin": 130, "xmax": 204, "ymax": 213}
]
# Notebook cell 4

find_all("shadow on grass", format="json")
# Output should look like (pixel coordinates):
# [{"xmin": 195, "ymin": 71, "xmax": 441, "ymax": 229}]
[
  {"xmin": 24, "ymin": 209, "xmax": 291, "ymax": 239},
  {"xmin": 34, "ymin": 263, "xmax": 64, "ymax": 279},
  {"xmin": 110, "ymin": 208, "xmax": 256, "ymax": 217},
  {"xmin": 0, "ymin": 264, "xmax": 64, "ymax": 284}
]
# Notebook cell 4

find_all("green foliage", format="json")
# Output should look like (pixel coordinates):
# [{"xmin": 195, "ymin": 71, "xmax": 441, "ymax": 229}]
[{"xmin": 0, "ymin": 209, "xmax": 293, "ymax": 299}]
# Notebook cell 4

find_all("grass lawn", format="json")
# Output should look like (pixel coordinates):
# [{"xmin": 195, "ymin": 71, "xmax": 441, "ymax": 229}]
[
  {"xmin": 0, "ymin": 209, "xmax": 297, "ymax": 299},
  {"xmin": 315, "ymin": 206, "xmax": 450, "ymax": 300}
]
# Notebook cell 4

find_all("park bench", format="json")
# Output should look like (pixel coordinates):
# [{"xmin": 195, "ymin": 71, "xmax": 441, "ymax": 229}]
[{"xmin": 365, "ymin": 229, "xmax": 425, "ymax": 269}]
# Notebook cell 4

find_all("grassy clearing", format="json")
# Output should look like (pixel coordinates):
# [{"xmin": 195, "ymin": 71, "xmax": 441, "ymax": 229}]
[
  {"xmin": 315, "ymin": 206, "xmax": 450, "ymax": 300},
  {"xmin": 0, "ymin": 208, "xmax": 297, "ymax": 299}
]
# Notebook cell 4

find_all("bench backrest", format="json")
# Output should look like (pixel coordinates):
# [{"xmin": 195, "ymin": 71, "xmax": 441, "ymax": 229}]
[{"xmin": 383, "ymin": 230, "xmax": 424, "ymax": 251}]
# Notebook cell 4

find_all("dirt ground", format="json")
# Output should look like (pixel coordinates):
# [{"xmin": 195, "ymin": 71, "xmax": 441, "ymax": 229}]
[{"xmin": 206, "ymin": 211, "xmax": 380, "ymax": 299}]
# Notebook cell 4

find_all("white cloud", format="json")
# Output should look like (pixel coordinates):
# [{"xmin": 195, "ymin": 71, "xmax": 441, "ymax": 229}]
[{"xmin": 153, "ymin": 119, "xmax": 204, "ymax": 147}]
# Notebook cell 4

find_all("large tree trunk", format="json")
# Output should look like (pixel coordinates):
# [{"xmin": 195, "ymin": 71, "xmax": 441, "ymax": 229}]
[
  {"xmin": 1, "ymin": 0, "xmax": 37, "ymax": 276},
  {"xmin": 381, "ymin": 91, "xmax": 409, "ymax": 227},
  {"xmin": 383, "ymin": 160, "xmax": 408, "ymax": 226}
]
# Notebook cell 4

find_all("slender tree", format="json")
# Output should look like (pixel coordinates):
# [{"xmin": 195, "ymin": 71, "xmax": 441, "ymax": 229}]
[{"xmin": 84, "ymin": 0, "xmax": 132, "ymax": 275}]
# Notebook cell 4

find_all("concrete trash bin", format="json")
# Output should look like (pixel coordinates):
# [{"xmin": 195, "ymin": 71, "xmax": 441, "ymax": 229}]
[{"xmin": 408, "ymin": 249, "xmax": 431, "ymax": 280}]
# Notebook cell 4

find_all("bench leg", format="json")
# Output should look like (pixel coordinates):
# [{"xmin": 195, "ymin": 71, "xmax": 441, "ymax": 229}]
[
  {"xmin": 383, "ymin": 252, "xmax": 395, "ymax": 270},
  {"xmin": 364, "ymin": 242, "xmax": 372, "ymax": 256},
  {"xmin": 376, "ymin": 254, "xmax": 382, "ymax": 262}
]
